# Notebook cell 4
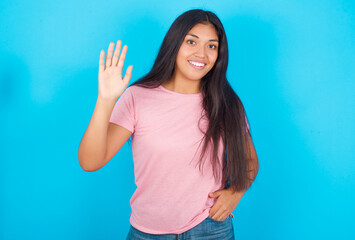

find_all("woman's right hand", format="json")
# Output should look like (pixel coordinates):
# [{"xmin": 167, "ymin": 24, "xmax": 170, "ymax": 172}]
[{"xmin": 98, "ymin": 40, "xmax": 133, "ymax": 101}]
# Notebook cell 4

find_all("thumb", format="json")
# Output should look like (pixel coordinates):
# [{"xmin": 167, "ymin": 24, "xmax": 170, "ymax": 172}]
[{"xmin": 209, "ymin": 190, "xmax": 222, "ymax": 198}]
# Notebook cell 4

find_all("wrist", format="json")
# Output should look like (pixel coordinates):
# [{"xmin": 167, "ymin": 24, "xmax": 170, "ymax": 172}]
[
  {"xmin": 97, "ymin": 94, "xmax": 117, "ymax": 105},
  {"xmin": 227, "ymin": 187, "xmax": 246, "ymax": 197}
]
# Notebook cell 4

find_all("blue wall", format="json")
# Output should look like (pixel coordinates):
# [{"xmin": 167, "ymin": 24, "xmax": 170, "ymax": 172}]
[{"xmin": 0, "ymin": 0, "xmax": 354, "ymax": 239}]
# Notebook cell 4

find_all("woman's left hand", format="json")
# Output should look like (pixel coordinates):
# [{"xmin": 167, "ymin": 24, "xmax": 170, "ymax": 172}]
[{"xmin": 208, "ymin": 188, "xmax": 244, "ymax": 221}]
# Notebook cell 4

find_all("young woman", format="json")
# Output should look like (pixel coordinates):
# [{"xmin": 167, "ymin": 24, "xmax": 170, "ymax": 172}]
[{"xmin": 78, "ymin": 9, "xmax": 258, "ymax": 240}]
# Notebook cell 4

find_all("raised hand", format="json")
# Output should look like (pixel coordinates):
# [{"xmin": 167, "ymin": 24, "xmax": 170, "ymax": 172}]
[{"xmin": 98, "ymin": 40, "xmax": 133, "ymax": 100}]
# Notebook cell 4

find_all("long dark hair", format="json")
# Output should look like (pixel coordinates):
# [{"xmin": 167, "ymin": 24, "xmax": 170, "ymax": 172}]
[{"xmin": 129, "ymin": 9, "xmax": 257, "ymax": 193}]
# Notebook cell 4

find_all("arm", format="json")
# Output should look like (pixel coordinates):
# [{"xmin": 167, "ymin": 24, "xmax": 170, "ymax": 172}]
[
  {"xmin": 78, "ymin": 40, "xmax": 133, "ymax": 171},
  {"xmin": 78, "ymin": 97, "xmax": 114, "ymax": 171},
  {"xmin": 208, "ymin": 131, "xmax": 259, "ymax": 221},
  {"xmin": 235, "ymin": 131, "xmax": 259, "ymax": 195},
  {"xmin": 78, "ymin": 97, "xmax": 132, "ymax": 171}
]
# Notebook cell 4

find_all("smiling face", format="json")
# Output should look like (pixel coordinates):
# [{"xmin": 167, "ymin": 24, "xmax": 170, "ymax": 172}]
[{"xmin": 173, "ymin": 23, "xmax": 219, "ymax": 83}]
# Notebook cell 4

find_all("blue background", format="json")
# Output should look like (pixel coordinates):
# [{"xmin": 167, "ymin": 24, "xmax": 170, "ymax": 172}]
[{"xmin": 0, "ymin": 0, "xmax": 354, "ymax": 239}]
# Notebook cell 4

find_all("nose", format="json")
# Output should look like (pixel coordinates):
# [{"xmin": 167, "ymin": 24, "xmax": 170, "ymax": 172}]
[{"xmin": 194, "ymin": 45, "xmax": 206, "ymax": 58}]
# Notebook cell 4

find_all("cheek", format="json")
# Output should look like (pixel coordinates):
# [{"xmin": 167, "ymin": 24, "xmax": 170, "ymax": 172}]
[
  {"xmin": 208, "ymin": 53, "xmax": 218, "ymax": 67},
  {"xmin": 177, "ymin": 45, "xmax": 191, "ymax": 57},
  {"xmin": 175, "ymin": 52, "xmax": 186, "ymax": 65},
  {"xmin": 176, "ymin": 49, "xmax": 189, "ymax": 63},
  {"xmin": 176, "ymin": 57, "xmax": 188, "ymax": 71}
]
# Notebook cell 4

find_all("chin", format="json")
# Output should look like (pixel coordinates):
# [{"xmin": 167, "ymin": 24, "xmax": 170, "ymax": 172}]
[
  {"xmin": 186, "ymin": 77, "xmax": 204, "ymax": 82},
  {"xmin": 185, "ymin": 73, "xmax": 208, "ymax": 81}
]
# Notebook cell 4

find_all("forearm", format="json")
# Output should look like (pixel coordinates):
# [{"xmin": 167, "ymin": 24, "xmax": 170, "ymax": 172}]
[
  {"xmin": 78, "ymin": 97, "xmax": 117, "ymax": 171},
  {"xmin": 230, "ymin": 132, "xmax": 259, "ymax": 195}
]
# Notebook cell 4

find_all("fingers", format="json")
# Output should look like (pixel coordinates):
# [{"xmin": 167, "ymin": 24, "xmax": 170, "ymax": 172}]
[
  {"xmin": 105, "ymin": 42, "xmax": 115, "ymax": 68},
  {"xmin": 112, "ymin": 40, "xmax": 122, "ymax": 66},
  {"xmin": 210, "ymin": 208, "xmax": 226, "ymax": 221},
  {"xmin": 99, "ymin": 50, "xmax": 105, "ymax": 73},
  {"xmin": 123, "ymin": 65, "xmax": 133, "ymax": 84},
  {"xmin": 99, "ymin": 41, "xmax": 129, "ymax": 75},
  {"xmin": 117, "ymin": 45, "xmax": 128, "ymax": 73}
]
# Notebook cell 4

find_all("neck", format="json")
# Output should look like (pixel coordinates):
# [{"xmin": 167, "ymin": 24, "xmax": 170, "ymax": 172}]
[{"xmin": 162, "ymin": 72, "xmax": 201, "ymax": 94}]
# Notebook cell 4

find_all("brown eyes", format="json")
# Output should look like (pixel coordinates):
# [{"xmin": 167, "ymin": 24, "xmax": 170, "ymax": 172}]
[{"xmin": 186, "ymin": 40, "xmax": 217, "ymax": 49}]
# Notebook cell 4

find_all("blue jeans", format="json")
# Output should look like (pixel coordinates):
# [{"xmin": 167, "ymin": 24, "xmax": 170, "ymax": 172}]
[{"xmin": 126, "ymin": 215, "xmax": 235, "ymax": 240}]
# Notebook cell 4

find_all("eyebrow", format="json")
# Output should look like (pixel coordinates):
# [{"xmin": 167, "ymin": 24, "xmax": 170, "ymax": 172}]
[{"xmin": 187, "ymin": 33, "xmax": 219, "ymax": 42}]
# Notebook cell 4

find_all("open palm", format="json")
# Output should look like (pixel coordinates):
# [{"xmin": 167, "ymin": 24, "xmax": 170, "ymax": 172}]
[{"xmin": 98, "ymin": 40, "xmax": 133, "ymax": 100}]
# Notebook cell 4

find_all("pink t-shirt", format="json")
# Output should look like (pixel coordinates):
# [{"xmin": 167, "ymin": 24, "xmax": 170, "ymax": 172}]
[{"xmin": 109, "ymin": 84, "xmax": 240, "ymax": 234}]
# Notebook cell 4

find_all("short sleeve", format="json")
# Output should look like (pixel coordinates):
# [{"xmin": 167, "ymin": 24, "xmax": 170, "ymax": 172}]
[{"xmin": 109, "ymin": 87, "xmax": 136, "ymax": 133}]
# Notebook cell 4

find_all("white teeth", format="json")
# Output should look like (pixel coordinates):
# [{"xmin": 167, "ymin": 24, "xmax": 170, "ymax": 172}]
[{"xmin": 189, "ymin": 61, "xmax": 205, "ymax": 67}]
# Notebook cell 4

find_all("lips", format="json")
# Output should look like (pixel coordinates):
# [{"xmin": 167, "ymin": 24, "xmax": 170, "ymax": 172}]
[{"xmin": 188, "ymin": 60, "xmax": 206, "ymax": 70}]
